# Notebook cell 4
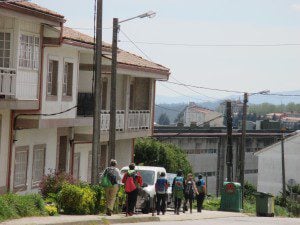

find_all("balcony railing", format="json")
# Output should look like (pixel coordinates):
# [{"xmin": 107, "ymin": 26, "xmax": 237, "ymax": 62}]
[
  {"xmin": 0, "ymin": 68, "xmax": 16, "ymax": 96},
  {"xmin": 77, "ymin": 93, "xmax": 150, "ymax": 131},
  {"xmin": 128, "ymin": 110, "xmax": 151, "ymax": 130}
]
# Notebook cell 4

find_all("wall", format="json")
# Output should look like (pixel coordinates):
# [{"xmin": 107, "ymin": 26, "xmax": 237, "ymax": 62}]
[
  {"xmin": 115, "ymin": 139, "xmax": 133, "ymax": 169},
  {"xmin": 42, "ymin": 45, "xmax": 79, "ymax": 119},
  {"xmin": 257, "ymin": 134, "xmax": 300, "ymax": 196},
  {"xmin": 11, "ymin": 128, "xmax": 58, "ymax": 193},
  {"xmin": 0, "ymin": 110, "xmax": 11, "ymax": 193}
]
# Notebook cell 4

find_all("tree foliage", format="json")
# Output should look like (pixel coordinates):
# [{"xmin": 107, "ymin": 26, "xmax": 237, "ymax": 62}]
[
  {"xmin": 158, "ymin": 113, "xmax": 170, "ymax": 125},
  {"xmin": 134, "ymin": 138, "xmax": 192, "ymax": 175}
]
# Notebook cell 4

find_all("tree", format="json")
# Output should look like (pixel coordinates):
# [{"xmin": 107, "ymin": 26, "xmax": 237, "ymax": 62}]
[
  {"xmin": 158, "ymin": 113, "xmax": 170, "ymax": 125},
  {"xmin": 134, "ymin": 138, "xmax": 192, "ymax": 175}
]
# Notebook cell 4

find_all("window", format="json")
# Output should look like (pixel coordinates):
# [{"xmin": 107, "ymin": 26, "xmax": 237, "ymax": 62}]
[
  {"xmin": 0, "ymin": 32, "xmax": 11, "ymax": 68},
  {"xmin": 19, "ymin": 34, "xmax": 40, "ymax": 69},
  {"xmin": 14, "ymin": 146, "xmax": 29, "ymax": 189},
  {"xmin": 63, "ymin": 62, "xmax": 73, "ymax": 97},
  {"xmin": 245, "ymin": 169, "xmax": 258, "ymax": 174},
  {"xmin": 47, "ymin": 60, "xmax": 58, "ymax": 96},
  {"xmin": 201, "ymin": 171, "xmax": 216, "ymax": 177},
  {"xmin": 73, "ymin": 153, "xmax": 80, "ymax": 180},
  {"xmin": 32, "ymin": 145, "xmax": 46, "ymax": 187}
]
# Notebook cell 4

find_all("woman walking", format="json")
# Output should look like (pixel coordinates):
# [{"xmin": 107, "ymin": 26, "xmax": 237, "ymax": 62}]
[{"xmin": 183, "ymin": 173, "xmax": 198, "ymax": 214}]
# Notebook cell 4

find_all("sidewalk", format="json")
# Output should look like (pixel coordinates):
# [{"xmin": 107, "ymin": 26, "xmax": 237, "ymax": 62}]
[{"xmin": 0, "ymin": 210, "xmax": 247, "ymax": 225}]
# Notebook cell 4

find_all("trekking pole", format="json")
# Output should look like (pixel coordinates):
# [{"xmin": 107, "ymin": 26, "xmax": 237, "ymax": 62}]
[{"xmin": 125, "ymin": 193, "xmax": 129, "ymax": 217}]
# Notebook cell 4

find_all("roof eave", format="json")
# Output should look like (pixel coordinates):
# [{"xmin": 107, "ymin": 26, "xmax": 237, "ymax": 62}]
[{"xmin": 0, "ymin": 2, "xmax": 65, "ymax": 24}]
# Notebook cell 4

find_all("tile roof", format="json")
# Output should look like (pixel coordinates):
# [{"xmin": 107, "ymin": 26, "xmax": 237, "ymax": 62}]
[
  {"xmin": 63, "ymin": 27, "xmax": 170, "ymax": 74},
  {"xmin": 11, "ymin": 1, "xmax": 64, "ymax": 18}
]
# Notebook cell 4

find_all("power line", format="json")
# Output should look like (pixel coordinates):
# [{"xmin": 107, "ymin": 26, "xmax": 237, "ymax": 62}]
[
  {"xmin": 120, "ymin": 30, "xmax": 222, "ymax": 101},
  {"xmin": 120, "ymin": 40, "xmax": 300, "ymax": 48},
  {"xmin": 155, "ymin": 115, "xmax": 224, "ymax": 141}
]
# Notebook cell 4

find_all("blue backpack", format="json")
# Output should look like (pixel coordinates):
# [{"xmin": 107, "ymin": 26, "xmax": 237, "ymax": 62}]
[
  {"xmin": 173, "ymin": 176, "xmax": 184, "ymax": 191},
  {"xmin": 156, "ymin": 178, "xmax": 167, "ymax": 194}
]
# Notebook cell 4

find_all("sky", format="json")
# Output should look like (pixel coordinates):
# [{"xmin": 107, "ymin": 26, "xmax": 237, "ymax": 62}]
[{"xmin": 33, "ymin": 0, "xmax": 300, "ymax": 101}]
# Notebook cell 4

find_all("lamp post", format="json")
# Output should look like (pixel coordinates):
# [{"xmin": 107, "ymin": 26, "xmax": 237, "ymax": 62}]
[{"xmin": 109, "ymin": 11, "xmax": 156, "ymax": 160}]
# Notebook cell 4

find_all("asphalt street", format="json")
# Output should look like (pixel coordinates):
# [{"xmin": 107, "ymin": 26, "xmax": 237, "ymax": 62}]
[{"xmin": 118, "ymin": 216, "xmax": 300, "ymax": 225}]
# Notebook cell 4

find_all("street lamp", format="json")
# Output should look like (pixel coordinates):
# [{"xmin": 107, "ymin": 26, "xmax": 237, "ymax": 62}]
[{"xmin": 109, "ymin": 11, "xmax": 156, "ymax": 160}]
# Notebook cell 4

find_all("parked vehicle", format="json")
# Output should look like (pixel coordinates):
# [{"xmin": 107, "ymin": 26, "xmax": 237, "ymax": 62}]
[
  {"xmin": 121, "ymin": 166, "xmax": 167, "ymax": 214},
  {"xmin": 166, "ymin": 172, "xmax": 176, "ymax": 208}
]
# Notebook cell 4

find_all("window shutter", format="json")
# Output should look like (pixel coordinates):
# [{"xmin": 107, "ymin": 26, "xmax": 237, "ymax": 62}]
[
  {"xmin": 52, "ymin": 61, "xmax": 58, "ymax": 95},
  {"xmin": 67, "ymin": 63, "xmax": 73, "ymax": 96}
]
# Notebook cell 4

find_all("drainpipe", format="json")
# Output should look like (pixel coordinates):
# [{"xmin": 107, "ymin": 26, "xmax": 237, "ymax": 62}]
[
  {"xmin": 6, "ymin": 111, "xmax": 15, "ymax": 192},
  {"xmin": 151, "ymin": 80, "xmax": 156, "ymax": 135}
]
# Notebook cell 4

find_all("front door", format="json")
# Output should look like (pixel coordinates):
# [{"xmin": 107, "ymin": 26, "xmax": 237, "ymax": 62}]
[{"xmin": 58, "ymin": 136, "xmax": 68, "ymax": 172}]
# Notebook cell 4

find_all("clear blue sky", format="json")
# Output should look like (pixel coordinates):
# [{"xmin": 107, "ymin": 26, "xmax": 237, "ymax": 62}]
[{"xmin": 34, "ymin": 0, "xmax": 300, "ymax": 100}]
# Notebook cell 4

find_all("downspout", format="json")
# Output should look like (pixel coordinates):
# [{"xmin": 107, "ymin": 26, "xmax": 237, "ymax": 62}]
[
  {"xmin": 6, "ymin": 111, "xmax": 15, "ymax": 192},
  {"xmin": 151, "ymin": 80, "xmax": 156, "ymax": 135}
]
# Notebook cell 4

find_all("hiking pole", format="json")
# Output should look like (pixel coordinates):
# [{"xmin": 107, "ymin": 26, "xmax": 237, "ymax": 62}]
[{"xmin": 125, "ymin": 193, "xmax": 129, "ymax": 217}]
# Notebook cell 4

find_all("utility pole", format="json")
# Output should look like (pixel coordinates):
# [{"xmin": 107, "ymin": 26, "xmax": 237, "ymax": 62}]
[
  {"xmin": 226, "ymin": 101, "xmax": 233, "ymax": 182},
  {"xmin": 91, "ymin": 0, "xmax": 103, "ymax": 185},
  {"xmin": 109, "ymin": 18, "xmax": 118, "ymax": 160},
  {"xmin": 240, "ymin": 92, "xmax": 248, "ymax": 205},
  {"xmin": 281, "ymin": 130, "xmax": 287, "ymax": 206}
]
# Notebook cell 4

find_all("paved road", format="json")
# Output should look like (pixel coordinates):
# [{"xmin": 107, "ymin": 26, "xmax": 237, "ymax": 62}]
[{"xmin": 119, "ymin": 216, "xmax": 300, "ymax": 225}]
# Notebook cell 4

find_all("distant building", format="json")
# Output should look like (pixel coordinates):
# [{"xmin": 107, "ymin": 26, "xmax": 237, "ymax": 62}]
[
  {"xmin": 154, "ymin": 126, "xmax": 286, "ymax": 195},
  {"xmin": 265, "ymin": 112, "xmax": 300, "ymax": 130},
  {"xmin": 255, "ymin": 131, "xmax": 300, "ymax": 196},
  {"xmin": 183, "ymin": 102, "xmax": 224, "ymax": 127}
]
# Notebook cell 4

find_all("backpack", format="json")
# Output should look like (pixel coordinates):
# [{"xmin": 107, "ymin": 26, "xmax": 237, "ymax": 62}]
[
  {"xmin": 185, "ymin": 180, "xmax": 194, "ymax": 196},
  {"xmin": 101, "ymin": 167, "xmax": 116, "ymax": 188},
  {"xmin": 156, "ymin": 178, "xmax": 167, "ymax": 194},
  {"xmin": 106, "ymin": 167, "xmax": 117, "ymax": 185},
  {"xmin": 124, "ymin": 170, "xmax": 138, "ymax": 193},
  {"xmin": 173, "ymin": 176, "xmax": 184, "ymax": 191},
  {"xmin": 196, "ymin": 179, "xmax": 205, "ymax": 193}
]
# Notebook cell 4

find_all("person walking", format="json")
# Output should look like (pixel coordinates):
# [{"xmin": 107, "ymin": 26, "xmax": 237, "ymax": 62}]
[
  {"xmin": 155, "ymin": 172, "xmax": 168, "ymax": 215},
  {"xmin": 183, "ymin": 173, "xmax": 198, "ymax": 214},
  {"xmin": 122, "ymin": 163, "xmax": 143, "ymax": 216},
  {"xmin": 101, "ymin": 159, "xmax": 122, "ymax": 216},
  {"xmin": 195, "ymin": 174, "xmax": 206, "ymax": 212},
  {"xmin": 172, "ymin": 170, "xmax": 185, "ymax": 215}
]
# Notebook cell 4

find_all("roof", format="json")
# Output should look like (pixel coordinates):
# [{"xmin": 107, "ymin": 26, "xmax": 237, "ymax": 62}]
[
  {"xmin": 254, "ymin": 131, "xmax": 300, "ymax": 156},
  {"xmin": 62, "ymin": 27, "xmax": 170, "ymax": 75},
  {"xmin": 1, "ymin": 1, "xmax": 65, "ymax": 22}
]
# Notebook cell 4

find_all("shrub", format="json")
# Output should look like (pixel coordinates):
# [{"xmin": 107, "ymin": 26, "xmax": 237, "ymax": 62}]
[
  {"xmin": 58, "ymin": 184, "xmax": 96, "ymax": 215},
  {"xmin": 0, "ymin": 194, "xmax": 46, "ymax": 222},
  {"xmin": 45, "ymin": 205, "xmax": 58, "ymax": 216},
  {"xmin": 202, "ymin": 196, "xmax": 221, "ymax": 211},
  {"xmin": 39, "ymin": 170, "xmax": 77, "ymax": 198},
  {"xmin": 244, "ymin": 182, "xmax": 257, "ymax": 202}
]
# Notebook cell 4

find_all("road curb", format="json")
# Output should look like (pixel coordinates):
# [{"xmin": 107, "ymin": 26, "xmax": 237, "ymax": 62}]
[{"xmin": 39, "ymin": 216, "xmax": 160, "ymax": 225}]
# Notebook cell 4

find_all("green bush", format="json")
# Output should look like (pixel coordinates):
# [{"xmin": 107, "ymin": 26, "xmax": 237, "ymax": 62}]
[
  {"xmin": 275, "ymin": 205, "xmax": 289, "ymax": 217},
  {"xmin": 0, "ymin": 194, "xmax": 46, "ymax": 222},
  {"xmin": 45, "ymin": 205, "xmax": 58, "ymax": 216},
  {"xmin": 58, "ymin": 184, "xmax": 96, "ymax": 215},
  {"xmin": 202, "ymin": 197, "xmax": 221, "ymax": 211}
]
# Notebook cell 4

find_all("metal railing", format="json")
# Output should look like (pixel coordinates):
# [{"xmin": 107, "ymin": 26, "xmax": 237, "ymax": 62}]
[{"xmin": 128, "ymin": 110, "xmax": 151, "ymax": 130}]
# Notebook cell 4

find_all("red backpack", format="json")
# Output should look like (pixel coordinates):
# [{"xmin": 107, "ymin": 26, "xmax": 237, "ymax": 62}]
[{"xmin": 124, "ymin": 171, "xmax": 138, "ymax": 193}]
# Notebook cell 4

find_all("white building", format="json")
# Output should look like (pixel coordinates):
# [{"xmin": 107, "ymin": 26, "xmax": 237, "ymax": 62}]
[
  {"xmin": 183, "ymin": 102, "xmax": 224, "ymax": 127},
  {"xmin": 255, "ymin": 132, "xmax": 300, "ymax": 196},
  {"xmin": 0, "ymin": 2, "xmax": 170, "ymax": 194}
]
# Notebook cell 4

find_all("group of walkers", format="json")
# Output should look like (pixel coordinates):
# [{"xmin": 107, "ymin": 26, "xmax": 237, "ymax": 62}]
[
  {"xmin": 155, "ymin": 170, "xmax": 206, "ymax": 215},
  {"xmin": 101, "ymin": 160, "xmax": 206, "ymax": 217}
]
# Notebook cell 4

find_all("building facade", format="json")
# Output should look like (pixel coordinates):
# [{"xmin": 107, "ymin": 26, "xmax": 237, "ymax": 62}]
[
  {"xmin": 0, "ymin": 2, "xmax": 170, "ymax": 194},
  {"xmin": 154, "ymin": 127, "xmax": 285, "ymax": 195},
  {"xmin": 255, "ymin": 132, "xmax": 300, "ymax": 196}
]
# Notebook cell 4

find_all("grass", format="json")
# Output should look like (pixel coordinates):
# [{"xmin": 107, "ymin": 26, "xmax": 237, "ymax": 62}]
[{"xmin": 0, "ymin": 193, "xmax": 46, "ymax": 222}]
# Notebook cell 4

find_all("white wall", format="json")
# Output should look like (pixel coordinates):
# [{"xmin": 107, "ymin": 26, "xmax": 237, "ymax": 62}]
[
  {"xmin": 11, "ymin": 128, "xmax": 58, "ymax": 193},
  {"xmin": 116, "ymin": 139, "xmax": 133, "ymax": 169},
  {"xmin": 257, "ymin": 134, "xmax": 300, "ymax": 196},
  {"xmin": 42, "ymin": 45, "xmax": 79, "ymax": 119},
  {"xmin": 0, "ymin": 110, "xmax": 11, "ymax": 192}
]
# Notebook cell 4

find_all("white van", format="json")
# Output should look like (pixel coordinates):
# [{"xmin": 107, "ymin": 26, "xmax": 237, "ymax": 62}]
[{"xmin": 121, "ymin": 166, "xmax": 167, "ymax": 213}]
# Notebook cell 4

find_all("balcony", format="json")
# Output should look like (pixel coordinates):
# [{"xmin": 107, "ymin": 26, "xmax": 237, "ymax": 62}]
[
  {"xmin": 77, "ymin": 92, "xmax": 150, "ymax": 131},
  {"xmin": 0, "ymin": 68, "xmax": 16, "ymax": 96}
]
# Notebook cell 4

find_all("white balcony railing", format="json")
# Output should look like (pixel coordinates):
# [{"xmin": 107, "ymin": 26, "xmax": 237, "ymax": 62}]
[
  {"xmin": 0, "ymin": 68, "xmax": 16, "ymax": 96},
  {"xmin": 100, "ymin": 110, "xmax": 125, "ymax": 131},
  {"xmin": 128, "ymin": 110, "xmax": 151, "ymax": 130}
]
